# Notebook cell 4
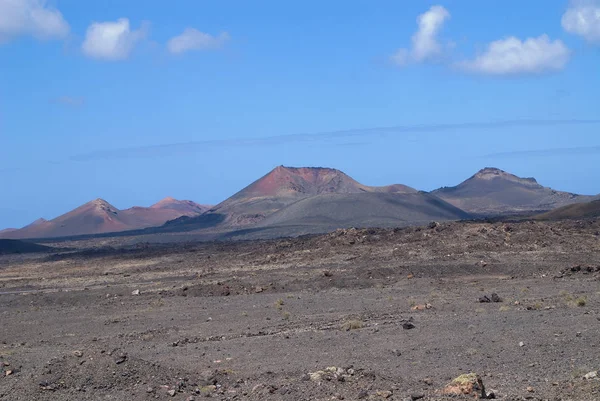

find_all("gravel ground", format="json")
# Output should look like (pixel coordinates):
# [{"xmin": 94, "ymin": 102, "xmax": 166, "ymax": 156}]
[{"xmin": 1, "ymin": 219, "xmax": 600, "ymax": 400}]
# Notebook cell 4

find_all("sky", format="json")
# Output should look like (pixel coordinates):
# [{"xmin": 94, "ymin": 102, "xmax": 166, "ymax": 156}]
[{"xmin": 1, "ymin": 0, "xmax": 600, "ymax": 228}]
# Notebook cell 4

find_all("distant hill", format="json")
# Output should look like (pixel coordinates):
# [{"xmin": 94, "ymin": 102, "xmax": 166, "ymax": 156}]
[
  {"xmin": 150, "ymin": 197, "xmax": 210, "ymax": 214},
  {"xmin": 164, "ymin": 166, "xmax": 419, "ymax": 231},
  {"xmin": 535, "ymin": 198, "xmax": 600, "ymax": 220},
  {"xmin": 0, "ymin": 198, "xmax": 209, "ymax": 240},
  {"xmin": 0, "ymin": 239, "xmax": 55, "ymax": 255},
  {"xmin": 431, "ymin": 167, "xmax": 589, "ymax": 216}
]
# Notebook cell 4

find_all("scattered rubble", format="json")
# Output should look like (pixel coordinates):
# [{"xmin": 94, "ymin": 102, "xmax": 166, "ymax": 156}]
[
  {"xmin": 307, "ymin": 367, "xmax": 355, "ymax": 383},
  {"xmin": 479, "ymin": 293, "xmax": 502, "ymax": 303}
]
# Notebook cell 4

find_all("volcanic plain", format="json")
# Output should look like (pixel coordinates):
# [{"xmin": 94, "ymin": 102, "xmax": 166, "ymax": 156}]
[{"xmin": 1, "ymin": 219, "xmax": 600, "ymax": 400}]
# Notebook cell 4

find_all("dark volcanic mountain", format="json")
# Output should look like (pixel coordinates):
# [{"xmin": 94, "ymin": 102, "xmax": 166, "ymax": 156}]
[
  {"xmin": 1, "ymin": 198, "xmax": 209, "ymax": 240},
  {"xmin": 246, "ymin": 191, "xmax": 471, "ymax": 238},
  {"xmin": 164, "ymin": 166, "xmax": 470, "ymax": 237},
  {"xmin": 431, "ymin": 167, "xmax": 588, "ymax": 216},
  {"xmin": 535, "ymin": 198, "xmax": 600, "ymax": 220},
  {"xmin": 166, "ymin": 166, "xmax": 420, "ymax": 230}
]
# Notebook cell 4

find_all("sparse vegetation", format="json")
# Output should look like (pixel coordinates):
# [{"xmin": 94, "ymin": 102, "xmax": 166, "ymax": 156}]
[
  {"xmin": 282, "ymin": 311, "xmax": 291, "ymax": 320},
  {"xmin": 341, "ymin": 319, "xmax": 364, "ymax": 331},
  {"xmin": 561, "ymin": 291, "xmax": 587, "ymax": 307},
  {"xmin": 275, "ymin": 298, "xmax": 285, "ymax": 310},
  {"xmin": 575, "ymin": 297, "xmax": 587, "ymax": 307}
]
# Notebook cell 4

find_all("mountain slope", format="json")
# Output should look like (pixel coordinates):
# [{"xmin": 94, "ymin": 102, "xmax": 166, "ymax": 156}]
[
  {"xmin": 535, "ymin": 198, "xmax": 600, "ymax": 220},
  {"xmin": 0, "ymin": 239, "xmax": 55, "ymax": 255},
  {"xmin": 247, "ymin": 192, "xmax": 471, "ymax": 237},
  {"xmin": 167, "ymin": 166, "xmax": 418, "ymax": 230},
  {"xmin": 150, "ymin": 197, "xmax": 210, "ymax": 215},
  {"xmin": 431, "ymin": 167, "xmax": 588, "ymax": 216},
  {"xmin": 1, "ymin": 198, "xmax": 208, "ymax": 239}
]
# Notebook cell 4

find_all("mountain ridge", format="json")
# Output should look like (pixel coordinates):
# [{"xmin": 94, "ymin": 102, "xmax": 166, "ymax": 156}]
[
  {"xmin": 431, "ymin": 167, "xmax": 589, "ymax": 216},
  {"xmin": 0, "ymin": 198, "xmax": 209, "ymax": 239}
]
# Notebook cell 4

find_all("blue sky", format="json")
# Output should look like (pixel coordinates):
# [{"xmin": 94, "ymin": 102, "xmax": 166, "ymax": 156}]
[{"xmin": 1, "ymin": 0, "xmax": 600, "ymax": 228}]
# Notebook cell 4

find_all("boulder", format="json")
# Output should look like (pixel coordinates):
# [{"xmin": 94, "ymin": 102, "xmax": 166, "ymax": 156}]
[{"xmin": 441, "ymin": 373, "xmax": 486, "ymax": 398}]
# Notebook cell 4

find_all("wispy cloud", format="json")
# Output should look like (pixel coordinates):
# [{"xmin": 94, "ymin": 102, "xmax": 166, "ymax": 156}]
[
  {"xmin": 457, "ymin": 35, "xmax": 570, "ymax": 75},
  {"xmin": 0, "ymin": 0, "xmax": 69, "ymax": 42},
  {"xmin": 51, "ymin": 96, "xmax": 85, "ymax": 107},
  {"xmin": 69, "ymin": 119, "xmax": 600, "ymax": 162},
  {"xmin": 392, "ymin": 5, "xmax": 451, "ymax": 66},
  {"xmin": 82, "ymin": 18, "xmax": 149, "ymax": 61},
  {"xmin": 562, "ymin": 0, "xmax": 600, "ymax": 43},
  {"xmin": 484, "ymin": 145, "xmax": 600, "ymax": 159},
  {"xmin": 167, "ymin": 29, "xmax": 229, "ymax": 54}
]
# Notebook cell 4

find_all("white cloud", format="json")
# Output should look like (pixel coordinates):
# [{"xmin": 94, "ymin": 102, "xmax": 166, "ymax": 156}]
[
  {"xmin": 82, "ymin": 18, "xmax": 148, "ymax": 61},
  {"xmin": 457, "ymin": 35, "xmax": 570, "ymax": 75},
  {"xmin": 562, "ymin": 2, "xmax": 600, "ymax": 43},
  {"xmin": 392, "ymin": 5, "xmax": 450, "ymax": 66},
  {"xmin": 167, "ymin": 28, "xmax": 229, "ymax": 54},
  {"xmin": 0, "ymin": 0, "xmax": 69, "ymax": 42}
]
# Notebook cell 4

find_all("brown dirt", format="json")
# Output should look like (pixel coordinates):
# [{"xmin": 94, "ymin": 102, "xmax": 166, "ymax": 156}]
[{"xmin": 1, "ymin": 219, "xmax": 600, "ymax": 400}]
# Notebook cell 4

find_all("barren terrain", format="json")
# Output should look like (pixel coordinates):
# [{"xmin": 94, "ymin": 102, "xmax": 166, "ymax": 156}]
[{"xmin": 1, "ymin": 219, "xmax": 600, "ymax": 400}]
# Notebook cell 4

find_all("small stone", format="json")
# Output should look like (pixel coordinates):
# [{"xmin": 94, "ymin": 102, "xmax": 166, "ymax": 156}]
[
  {"xmin": 376, "ymin": 390, "xmax": 393, "ymax": 398},
  {"xmin": 519, "ymin": 341, "xmax": 525, "ymax": 347},
  {"xmin": 199, "ymin": 369, "xmax": 217, "ymax": 385},
  {"xmin": 423, "ymin": 377, "xmax": 433, "ymax": 385},
  {"xmin": 186, "ymin": 397, "xmax": 195, "ymax": 401},
  {"xmin": 411, "ymin": 393, "xmax": 425, "ymax": 400},
  {"xmin": 491, "ymin": 293, "xmax": 502, "ymax": 302},
  {"xmin": 479, "ymin": 295, "xmax": 491, "ymax": 303},
  {"xmin": 131, "ymin": 289, "xmax": 140, "ymax": 295},
  {"xmin": 392, "ymin": 349, "xmax": 401, "ymax": 357},
  {"xmin": 526, "ymin": 386, "xmax": 534, "ymax": 393},
  {"xmin": 5, "ymin": 370, "xmax": 13, "ymax": 376},
  {"xmin": 254, "ymin": 286, "xmax": 264, "ymax": 293},
  {"xmin": 357, "ymin": 390, "xmax": 369, "ymax": 399},
  {"xmin": 146, "ymin": 387, "xmax": 154, "ymax": 393},
  {"xmin": 167, "ymin": 389, "xmax": 176, "ymax": 396},
  {"xmin": 584, "ymin": 371, "xmax": 598, "ymax": 380},
  {"xmin": 309, "ymin": 371, "xmax": 323, "ymax": 382},
  {"xmin": 114, "ymin": 353, "xmax": 127, "ymax": 364},
  {"xmin": 402, "ymin": 322, "xmax": 415, "ymax": 330},
  {"xmin": 72, "ymin": 350, "xmax": 83, "ymax": 358}
]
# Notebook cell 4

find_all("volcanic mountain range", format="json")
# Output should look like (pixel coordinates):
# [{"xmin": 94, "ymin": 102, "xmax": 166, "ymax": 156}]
[
  {"xmin": 1, "ymin": 198, "xmax": 209, "ymax": 240},
  {"xmin": 1, "ymin": 166, "xmax": 596, "ymax": 240}
]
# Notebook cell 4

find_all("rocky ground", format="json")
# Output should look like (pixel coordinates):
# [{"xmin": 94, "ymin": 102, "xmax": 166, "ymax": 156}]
[{"xmin": 1, "ymin": 219, "xmax": 600, "ymax": 400}]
